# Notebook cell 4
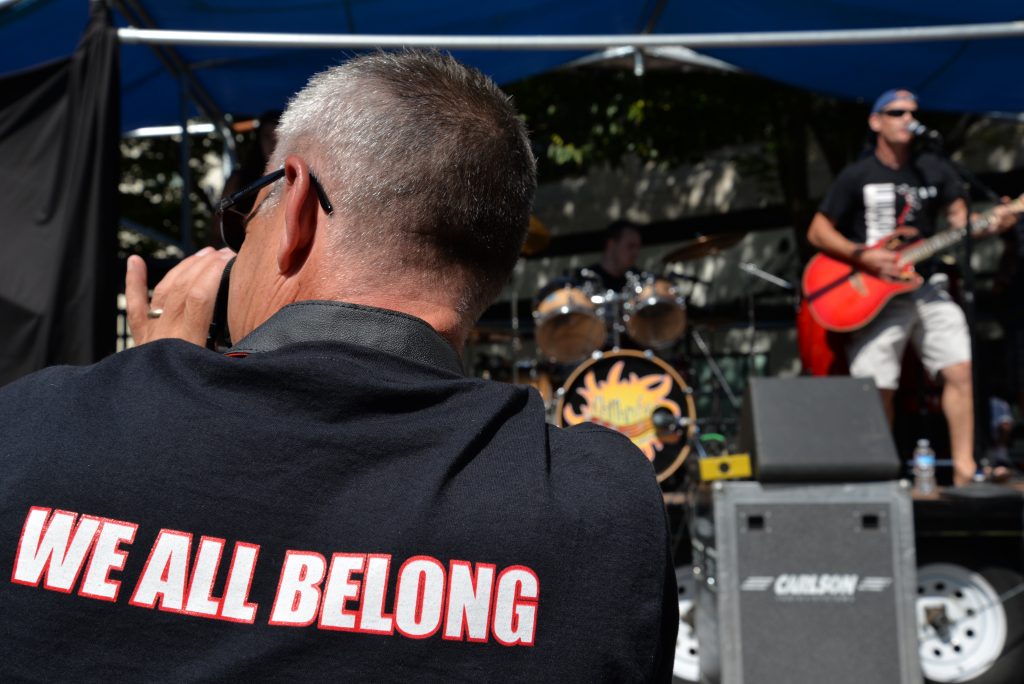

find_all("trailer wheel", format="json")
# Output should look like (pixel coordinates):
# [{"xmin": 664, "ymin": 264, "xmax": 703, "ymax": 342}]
[
  {"xmin": 672, "ymin": 567, "xmax": 700, "ymax": 683},
  {"xmin": 917, "ymin": 563, "xmax": 1024, "ymax": 684}
]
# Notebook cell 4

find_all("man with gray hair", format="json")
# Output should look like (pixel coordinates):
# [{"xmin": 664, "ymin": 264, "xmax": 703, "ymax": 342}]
[{"xmin": 0, "ymin": 51, "xmax": 677, "ymax": 681}]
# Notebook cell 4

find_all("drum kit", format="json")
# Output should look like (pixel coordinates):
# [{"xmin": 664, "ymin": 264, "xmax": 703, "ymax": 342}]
[
  {"xmin": 488, "ymin": 225, "xmax": 753, "ymax": 484},
  {"xmin": 533, "ymin": 271, "xmax": 687, "ymax": 363}
]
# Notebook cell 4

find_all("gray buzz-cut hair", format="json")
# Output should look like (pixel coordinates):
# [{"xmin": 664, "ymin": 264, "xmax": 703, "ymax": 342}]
[{"xmin": 269, "ymin": 50, "xmax": 537, "ymax": 316}]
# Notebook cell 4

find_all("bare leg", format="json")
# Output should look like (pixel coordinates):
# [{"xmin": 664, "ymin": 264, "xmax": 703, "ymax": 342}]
[{"xmin": 940, "ymin": 361, "xmax": 975, "ymax": 486}]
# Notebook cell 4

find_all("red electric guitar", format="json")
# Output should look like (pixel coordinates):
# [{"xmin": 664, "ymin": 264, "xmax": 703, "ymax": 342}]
[{"xmin": 803, "ymin": 195, "xmax": 1024, "ymax": 332}]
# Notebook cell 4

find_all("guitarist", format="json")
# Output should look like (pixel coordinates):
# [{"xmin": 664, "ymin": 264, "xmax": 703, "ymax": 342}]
[{"xmin": 806, "ymin": 88, "xmax": 1017, "ymax": 486}]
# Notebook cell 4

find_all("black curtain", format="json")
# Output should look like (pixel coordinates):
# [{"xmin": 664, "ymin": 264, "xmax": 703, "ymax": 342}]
[{"xmin": 0, "ymin": 1, "xmax": 119, "ymax": 386}]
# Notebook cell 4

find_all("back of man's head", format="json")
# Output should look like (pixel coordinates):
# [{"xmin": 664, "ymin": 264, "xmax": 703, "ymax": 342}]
[{"xmin": 270, "ymin": 50, "xmax": 536, "ymax": 317}]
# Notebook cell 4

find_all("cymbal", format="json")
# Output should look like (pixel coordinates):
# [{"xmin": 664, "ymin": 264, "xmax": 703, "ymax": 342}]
[
  {"xmin": 521, "ymin": 215, "xmax": 551, "ymax": 256},
  {"xmin": 662, "ymin": 232, "xmax": 745, "ymax": 263}
]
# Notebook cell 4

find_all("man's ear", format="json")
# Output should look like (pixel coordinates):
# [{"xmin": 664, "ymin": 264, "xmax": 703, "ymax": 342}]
[
  {"xmin": 277, "ymin": 154, "xmax": 319, "ymax": 276},
  {"xmin": 867, "ymin": 113, "xmax": 882, "ymax": 134}
]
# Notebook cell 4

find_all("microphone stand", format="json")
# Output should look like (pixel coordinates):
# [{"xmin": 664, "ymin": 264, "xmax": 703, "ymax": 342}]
[
  {"xmin": 918, "ymin": 134, "xmax": 1001, "ymax": 471},
  {"xmin": 738, "ymin": 262, "xmax": 795, "ymax": 383}
]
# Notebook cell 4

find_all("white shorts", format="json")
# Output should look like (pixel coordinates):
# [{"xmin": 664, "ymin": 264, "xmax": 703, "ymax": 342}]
[{"xmin": 845, "ymin": 278, "xmax": 971, "ymax": 391}]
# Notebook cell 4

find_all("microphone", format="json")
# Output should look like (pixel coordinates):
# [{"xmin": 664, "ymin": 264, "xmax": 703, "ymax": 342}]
[
  {"xmin": 907, "ymin": 120, "xmax": 943, "ymax": 143},
  {"xmin": 652, "ymin": 407, "xmax": 689, "ymax": 434}
]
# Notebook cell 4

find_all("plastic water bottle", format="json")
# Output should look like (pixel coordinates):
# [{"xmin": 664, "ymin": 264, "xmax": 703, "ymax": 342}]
[{"xmin": 912, "ymin": 439, "xmax": 937, "ymax": 495}]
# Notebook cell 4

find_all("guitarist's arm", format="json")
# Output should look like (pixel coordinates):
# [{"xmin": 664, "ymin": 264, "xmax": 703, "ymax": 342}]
[{"xmin": 807, "ymin": 211, "xmax": 902, "ymax": 279}]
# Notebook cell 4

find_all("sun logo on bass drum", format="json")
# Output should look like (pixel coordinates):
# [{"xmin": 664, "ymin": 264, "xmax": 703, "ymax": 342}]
[{"xmin": 561, "ymin": 360, "xmax": 682, "ymax": 461}]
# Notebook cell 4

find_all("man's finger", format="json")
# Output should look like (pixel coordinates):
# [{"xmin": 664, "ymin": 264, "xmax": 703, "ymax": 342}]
[
  {"xmin": 125, "ymin": 255, "xmax": 151, "ymax": 341},
  {"xmin": 150, "ymin": 246, "xmax": 215, "ymax": 312},
  {"xmin": 180, "ymin": 249, "xmax": 235, "ymax": 345}
]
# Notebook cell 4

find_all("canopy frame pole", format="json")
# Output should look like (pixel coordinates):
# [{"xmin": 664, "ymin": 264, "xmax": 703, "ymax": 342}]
[
  {"xmin": 113, "ymin": 0, "xmax": 227, "ymax": 124},
  {"xmin": 112, "ymin": 0, "xmax": 236, "ymax": 170},
  {"xmin": 116, "ymin": 21, "xmax": 1024, "ymax": 50}
]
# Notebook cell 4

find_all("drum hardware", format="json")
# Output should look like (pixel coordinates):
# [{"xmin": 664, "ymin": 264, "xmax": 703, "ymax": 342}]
[
  {"xmin": 689, "ymin": 328, "xmax": 741, "ymax": 411},
  {"xmin": 738, "ymin": 262, "xmax": 795, "ymax": 376},
  {"xmin": 579, "ymin": 267, "xmax": 627, "ymax": 350},
  {"xmin": 608, "ymin": 290, "xmax": 625, "ymax": 350}
]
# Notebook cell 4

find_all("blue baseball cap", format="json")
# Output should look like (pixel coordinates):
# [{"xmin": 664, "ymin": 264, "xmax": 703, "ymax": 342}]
[{"xmin": 871, "ymin": 88, "xmax": 917, "ymax": 113}]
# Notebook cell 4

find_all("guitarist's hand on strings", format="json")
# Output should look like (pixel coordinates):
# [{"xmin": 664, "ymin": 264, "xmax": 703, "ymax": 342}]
[
  {"xmin": 980, "ymin": 197, "xmax": 1018, "ymax": 237},
  {"xmin": 855, "ymin": 248, "xmax": 903, "ymax": 280},
  {"xmin": 855, "ymin": 227, "xmax": 917, "ymax": 280}
]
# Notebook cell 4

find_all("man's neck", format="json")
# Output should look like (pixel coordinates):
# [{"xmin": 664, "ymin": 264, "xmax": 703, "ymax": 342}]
[
  {"xmin": 874, "ymin": 138, "xmax": 910, "ymax": 170},
  {"xmin": 329, "ymin": 290, "xmax": 467, "ymax": 354}
]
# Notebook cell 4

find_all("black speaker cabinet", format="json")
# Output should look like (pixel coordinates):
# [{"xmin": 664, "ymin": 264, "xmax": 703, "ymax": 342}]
[
  {"xmin": 739, "ymin": 376, "xmax": 900, "ymax": 483},
  {"xmin": 693, "ymin": 481, "xmax": 920, "ymax": 684}
]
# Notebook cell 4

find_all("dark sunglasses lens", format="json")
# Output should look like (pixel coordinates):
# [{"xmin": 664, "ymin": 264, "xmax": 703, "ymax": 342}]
[
  {"xmin": 884, "ymin": 109, "xmax": 909, "ymax": 117},
  {"xmin": 219, "ymin": 210, "xmax": 246, "ymax": 252}
]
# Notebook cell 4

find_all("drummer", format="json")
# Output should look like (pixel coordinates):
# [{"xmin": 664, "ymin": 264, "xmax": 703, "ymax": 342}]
[
  {"xmin": 576, "ymin": 219, "xmax": 643, "ymax": 292},
  {"xmin": 571, "ymin": 220, "xmax": 646, "ymax": 351}
]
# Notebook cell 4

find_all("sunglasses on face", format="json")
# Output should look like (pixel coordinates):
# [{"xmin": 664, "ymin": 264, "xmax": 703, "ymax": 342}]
[
  {"xmin": 215, "ymin": 168, "xmax": 334, "ymax": 252},
  {"xmin": 881, "ymin": 108, "xmax": 916, "ymax": 118}
]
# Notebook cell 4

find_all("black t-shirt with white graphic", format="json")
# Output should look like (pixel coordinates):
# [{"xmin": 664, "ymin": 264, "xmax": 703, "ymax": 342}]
[
  {"xmin": 0, "ymin": 302, "xmax": 677, "ymax": 682},
  {"xmin": 819, "ymin": 151, "xmax": 965, "ymax": 246}
]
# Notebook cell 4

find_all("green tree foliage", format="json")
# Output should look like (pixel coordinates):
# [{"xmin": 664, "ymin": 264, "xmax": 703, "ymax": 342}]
[
  {"xmin": 505, "ymin": 65, "xmax": 973, "ymax": 259},
  {"xmin": 506, "ymin": 68, "xmax": 826, "ymax": 179},
  {"xmin": 120, "ymin": 65, "xmax": 976, "ymax": 261},
  {"xmin": 119, "ymin": 132, "xmax": 225, "ymax": 256}
]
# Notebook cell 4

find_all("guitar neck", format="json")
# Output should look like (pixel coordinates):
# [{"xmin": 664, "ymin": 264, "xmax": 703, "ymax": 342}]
[
  {"xmin": 898, "ymin": 197, "xmax": 1023, "ymax": 266},
  {"xmin": 898, "ymin": 226, "xmax": 969, "ymax": 266}
]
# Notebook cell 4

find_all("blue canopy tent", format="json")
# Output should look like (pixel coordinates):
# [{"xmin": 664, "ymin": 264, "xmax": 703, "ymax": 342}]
[
  {"xmin": 660, "ymin": 0, "xmax": 1024, "ymax": 115},
  {"xmin": 2, "ymin": 0, "xmax": 1023, "ymax": 133},
  {"xmin": 1, "ymin": 0, "xmax": 1022, "ymax": 382}
]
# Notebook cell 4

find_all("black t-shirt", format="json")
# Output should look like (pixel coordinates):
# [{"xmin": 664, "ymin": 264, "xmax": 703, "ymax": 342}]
[
  {"xmin": 0, "ymin": 302, "xmax": 677, "ymax": 682},
  {"xmin": 578, "ymin": 264, "xmax": 634, "ymax": 293},
  {"xmin": 819, "ymin": 152, "xmax": 965, "ymax": 246}
]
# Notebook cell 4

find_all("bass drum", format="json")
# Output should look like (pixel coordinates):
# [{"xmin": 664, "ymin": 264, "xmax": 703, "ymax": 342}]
[
  {"xmin": 555, "ymin": 350, "xmax": 697, "ymax": 482},
  {"xmin": 513, "ymin": 360, "xmax": 554, "ymax": 407}
]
